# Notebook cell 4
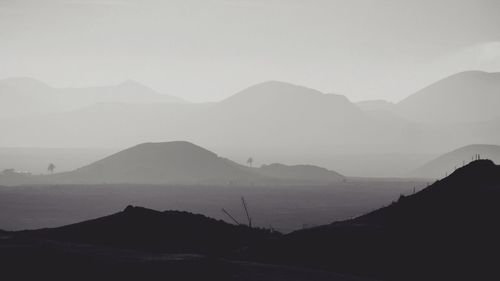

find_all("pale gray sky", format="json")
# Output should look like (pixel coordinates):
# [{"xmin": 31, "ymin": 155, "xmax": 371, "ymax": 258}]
[{"xmin": 1, "ymin": 0, "xmax": 500, "ymax": 102}]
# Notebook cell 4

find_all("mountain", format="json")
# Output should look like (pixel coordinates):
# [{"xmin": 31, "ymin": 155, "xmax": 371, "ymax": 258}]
[
  {"xmin": 191, "ymin": 81, "xmax": 377, "ymax": 152},
  {"xmin": 247, "ymin": 160, "xmax": 500, "ymax": 280},
  {"xmin": 411, "ymin": 144, "xmax": 500, "ymax": 178},
  {"xmin": 0, "ymin": 141, "xmax": 345, "ymax": 185},
  {"xmin": 22, "ymin": 205, "xmax": 277, "ymax": 255},
  {"xmin": 396, "ymin": 71, "xmax": 500, "ymax": 123},
  {"xmin": 0, "ymin": 77, "xmax": 184, "ymax": 119},
  {"xmin": 50, "ymin": 141, "xmax": 262, "ymax": 185},
  {"xmin": 57, "ymin": 79, "xmax": 186, "ymax": 105},
  {"xmin": 0, "ymin": 79, "xmax": 433, "ymax": 176},
  {"xmin": 6, "ymin": 77, "xmax": 500, "ymax": 176}
]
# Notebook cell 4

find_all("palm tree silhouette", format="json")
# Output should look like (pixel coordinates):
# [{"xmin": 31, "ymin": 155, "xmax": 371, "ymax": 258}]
[{"xmin": 48, "ymin": 163, "xmax": 56, "ymax": 174}]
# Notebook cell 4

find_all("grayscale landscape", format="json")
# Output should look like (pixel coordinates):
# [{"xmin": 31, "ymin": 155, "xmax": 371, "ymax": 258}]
[{"xmin": 1, "ymin": 1, "xmax": 500, "ymax": 280}]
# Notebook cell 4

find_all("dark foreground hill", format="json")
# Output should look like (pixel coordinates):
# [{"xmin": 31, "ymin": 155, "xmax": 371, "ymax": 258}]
[
  {"xmin": 3, "ymin": 161, "xmax": 498, "ymax": 280},
  {"xmin": 20, "ymin": 205, "xmax": 277, "ymax": 255},
  {"xmin": 0, "ymin": 207, "xmax": 368, "ymax": 281},
  {"xmin": 246, "ymin": 160, "xmax": 500, "ymax": 280}
]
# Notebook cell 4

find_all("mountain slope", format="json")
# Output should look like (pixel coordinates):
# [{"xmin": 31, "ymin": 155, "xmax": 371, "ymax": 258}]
[
  {"xmin": 411, "ymin": 144, "xmax": 500, "ymax": 178},
  {"xmin": 396, "ymin": 71, "xmax": 500, "ymax": 123},
  {"xmin": 248, "ymin": 160, "xmax": 500, "ymax": 280}
]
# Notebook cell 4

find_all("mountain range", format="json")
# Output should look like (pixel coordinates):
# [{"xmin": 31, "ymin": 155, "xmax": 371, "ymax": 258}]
[
  {"xmin": 1, "ymin": 71, "xmax": 499, "ymax": 177},
  {"xmin": 0, "ymin": 77, "xmax": 184, "ymax": 119}
]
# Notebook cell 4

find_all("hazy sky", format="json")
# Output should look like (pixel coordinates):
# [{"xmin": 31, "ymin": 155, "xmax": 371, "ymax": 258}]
[{"xmin": 1, "ymin": 0, "xmax": 500, "ymax": 102}]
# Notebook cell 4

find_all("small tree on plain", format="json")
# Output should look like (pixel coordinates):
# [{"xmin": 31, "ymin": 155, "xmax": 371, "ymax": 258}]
[
  {"xmin": 246, "ymin": 157, "xmax": 253, "ymax": 167},
  {"xmin": 48, "ymin": 163, "xmax": 56, "ymax": 174}
]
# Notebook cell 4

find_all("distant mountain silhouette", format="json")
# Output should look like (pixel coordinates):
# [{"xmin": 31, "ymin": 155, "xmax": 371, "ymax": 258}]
[
  {"xmin": 411, "ymin": 144, "xmax": 500, "ymax": 178},
  {"xmin": 2, "ymin": 77, "xmax": 500, "ymax": 177},
  {"xmin": 247, "ymin": 160, "xmax": 500, "ymax": 280},
  {"xmin": 0, "ymin": 141, "xmax": 345, "ymax": 185},
  {"xmin": 21, "ymin": 205, "xmax": 277, "ymax": 255},
  {"xmin": 60, "ymin": 79, "xmax": 186, "ymax": 105},
  {"xmin": 396, "ymin": 71, "xmax": 500, "ymax": 123},
  {"xmin": 192, "ymin": 81, "xmax": 371, "ymax": 150},
  {"xmin": 0, "ymin": 77, "xmax": 184, "ymax": 118}
]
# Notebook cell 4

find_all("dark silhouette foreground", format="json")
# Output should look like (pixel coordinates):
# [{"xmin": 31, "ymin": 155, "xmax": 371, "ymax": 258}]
[
  {"xmin": 21, "ymin": 205, "xmax": 278, "ymax": 255},
  {"xmin": 2, "ymin": 160, "xmax": 500, "ymax": 280},
  {"xmin": 246, "ymin": 160, "xmax": 500, "ymax": 280}
]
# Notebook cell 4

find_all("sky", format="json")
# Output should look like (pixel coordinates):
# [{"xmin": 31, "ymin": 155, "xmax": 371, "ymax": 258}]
[{"xmin": 1, "ymin": 0, "xmax": 500, "ymax": 103}]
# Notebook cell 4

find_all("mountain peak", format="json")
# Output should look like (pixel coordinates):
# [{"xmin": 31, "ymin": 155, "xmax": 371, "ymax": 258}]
[
  {"xmin": 220, "ymin": 80, "xmax": 353, "ymax": 108},
  {"xmin": 130, "ymin": 141, "xmax": 213, "ymax": 154}
]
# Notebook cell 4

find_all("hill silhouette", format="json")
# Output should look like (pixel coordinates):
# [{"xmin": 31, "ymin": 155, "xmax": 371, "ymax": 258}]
[
  {"xmin": 396, "ymin": 71, "xmax": 500, "ymax": 123},
  {"xmin": 21, "ymin": 205, "xmax": 277, "ymax": 255},
  {"xmin": 51, "ymin": 141, "xmax": 263, "ymax": 185},
  {"xmin": 0, "ymin": 218, "xmax": 368, "ymax": 281},
  {"xmin": 247, "ymin": 160, "xmax": 500, "ymax": 280},
  {"xmin": 0, "ymin": 141, "xmax": 345, "ymax": 185},
  {"xmin": 411, "ymin": 144, "xmax": 500, "ymax": 178}
]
